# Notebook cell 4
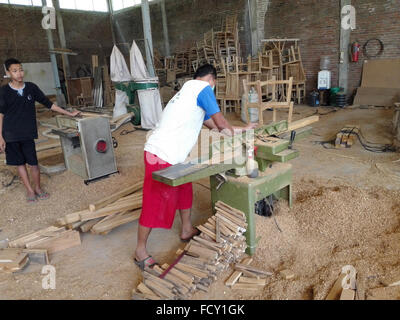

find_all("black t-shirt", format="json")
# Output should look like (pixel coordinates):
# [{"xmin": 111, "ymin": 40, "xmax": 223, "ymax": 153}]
[{"xmin": 0, "ymin": 82, "xmax": 53, "ymax": 142}]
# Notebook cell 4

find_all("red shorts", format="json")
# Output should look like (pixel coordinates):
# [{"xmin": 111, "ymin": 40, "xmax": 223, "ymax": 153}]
[{"xmin": 139, "ymin": 151, "xmax": 193, "ymax": 229}]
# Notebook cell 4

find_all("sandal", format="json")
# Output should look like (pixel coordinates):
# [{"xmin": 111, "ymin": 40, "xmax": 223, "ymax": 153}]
[
  {"xmin": 36, "ymin": 191, "xmax": 50, "ymax": 200},
  {"xmin": 180, "ymin": 228, "xmax": 201, "ymax": 243},
  {"xmin": 27, "ymin": 196, "xmax": 38, "ymax": 204},
  {"xmin": 134, "ymin": 255, "xmax": 158, "ymax": 271}
]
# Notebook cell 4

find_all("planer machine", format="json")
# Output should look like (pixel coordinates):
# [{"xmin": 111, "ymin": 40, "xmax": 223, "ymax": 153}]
[{"xmin": 152, "ymin": 117, "xmax": 318, "ymax": 255}]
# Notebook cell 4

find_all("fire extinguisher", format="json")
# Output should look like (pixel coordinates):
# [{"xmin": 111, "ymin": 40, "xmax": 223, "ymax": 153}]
[{"xmin": 351, "ymin": 41, "xmax": 361, "ymax": 62}]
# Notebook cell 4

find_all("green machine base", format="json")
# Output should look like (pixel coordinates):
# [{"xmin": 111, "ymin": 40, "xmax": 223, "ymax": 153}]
[{"xmin": 210, "ymin": 162, "xmax": 293, "ymax": 255}]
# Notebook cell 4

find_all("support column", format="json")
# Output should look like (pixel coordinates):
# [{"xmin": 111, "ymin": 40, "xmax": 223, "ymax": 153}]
[
  {"xmin": 339, "ymin": 0, "xmax": 351, "ymax": 94},
  {"xmin": 160, "ymin": 0, "xmax": 170, "ymax": 57},
  {"xmin": 41, "ymin": 0, "xmax": 65, "ymax": 107},
  {"xmin": 248, "ymin": 0, "xmax": 258, "ymax": 56},
  {"xmin": 141, "ymin": 0, "xmax": 156, "ymax": 77},
  {"xmin": 107, "ymin": 0, "xmax": 117, "ymax": 45},
  {"xmin": 53, "ymin": 0, "xmax": 70, "ymax": 78}
]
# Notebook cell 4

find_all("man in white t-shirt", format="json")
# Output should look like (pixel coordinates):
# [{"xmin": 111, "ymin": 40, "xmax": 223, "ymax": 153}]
[{"xmin": 134, "ymin": 64, "xmax": 256, "ymax": 270}]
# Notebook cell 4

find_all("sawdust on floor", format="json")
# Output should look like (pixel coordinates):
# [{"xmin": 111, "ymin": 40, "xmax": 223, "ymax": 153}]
[{"xmin": 1, "ymin": 106, "xmax": 400, "ymax": 300}]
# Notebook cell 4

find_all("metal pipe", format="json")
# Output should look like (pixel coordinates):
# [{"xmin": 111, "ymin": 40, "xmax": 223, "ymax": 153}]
[
  {"xmin": 160, "ymin": 0, "xmax": 170, "ymax": 56},
  {"xmin": 141, "ymin": 0, "xmax": 156, "ymax": 77},
  {"xmin": 41, "ymin": 0, "xmax": 65, "ymax": 107},
  {"xmin": 107, "ymin": 0, "xmax": 117, "ymax": 45},
  {"xmin": 53, "ymin": 0, "xmax": 70, "ymax": 78}
]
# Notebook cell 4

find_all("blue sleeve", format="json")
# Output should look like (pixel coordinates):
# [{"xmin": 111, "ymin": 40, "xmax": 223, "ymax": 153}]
[{"xmin": 197, "ymin": 86, "xmax": 220, "ymax": 121}]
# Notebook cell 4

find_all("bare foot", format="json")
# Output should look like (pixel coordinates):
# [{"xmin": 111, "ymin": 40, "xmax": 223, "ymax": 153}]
[{"xmin": 180, "ymin": 227, "xmax": 200, "ymax": 241}]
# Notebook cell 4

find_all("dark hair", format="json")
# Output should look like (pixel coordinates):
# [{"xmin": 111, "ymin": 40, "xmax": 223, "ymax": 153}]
[
  {"xmin": 4, "ymin": 58, "xmax": 21, "ymax": 71},
  {"xmin": 194, "ymin": 64, "xmax": 217, "ymax": 80}
]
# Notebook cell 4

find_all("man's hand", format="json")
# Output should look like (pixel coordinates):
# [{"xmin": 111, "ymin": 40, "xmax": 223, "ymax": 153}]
[
  {"xmin": 0, "ymin": 136, "xmax": 5, "ymax": 153},
  {"xmin": 244, "ymin": 122, "xmax": 258, "ymax": 130},
  {"xmin": 69, "ymin": 110, "xmax": 81, "ymax": 117}
]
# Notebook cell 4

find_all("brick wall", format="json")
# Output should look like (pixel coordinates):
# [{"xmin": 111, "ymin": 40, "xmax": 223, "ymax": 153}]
[
  {"xmin": 349, "ymin": 0, "xmax": 400, "ymax": 97},
  {"xmin": 0, "ymin": 5, "xmax": 113, "ymax": 78},
  {"xmin": 264, "ymin": 0, "xmax": 400, "ymax": 99},
  {"xmin": 264, "ymin": 0, "xmax": 340, "ymax": 94},
  {"xmin": 113, "ymin": 0, "xmax": 250, "ymax": 58}
]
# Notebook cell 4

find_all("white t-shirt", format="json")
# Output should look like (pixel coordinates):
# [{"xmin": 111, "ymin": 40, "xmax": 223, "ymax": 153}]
[{"xmin": 144, "ymin": 79, "xmax": 220, "ymax": 165}]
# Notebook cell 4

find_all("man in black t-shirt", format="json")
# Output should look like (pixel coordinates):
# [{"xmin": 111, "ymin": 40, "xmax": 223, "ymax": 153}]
[{"xmin": 0, "ymin": 58, "xmax": 80, "ymax": 203}]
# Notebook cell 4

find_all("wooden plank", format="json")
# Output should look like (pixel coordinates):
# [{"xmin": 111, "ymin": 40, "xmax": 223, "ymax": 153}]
[
  {"xmin": 79, "ymin": 218, "xmax": 102, "ymax": 233},
  {"xmin": 215, "ymin": 201, "xmax": 246, "ymax": 220},
  {"xmin": 238, "ymin": 277, "xmax": 266, "ymax": 286},
  {"xmin": 234, "ymin": 264, "xmax": 273, "ymax": 276},
  {"xmin": 326, "ymin": 274, "xmax": 346, "ymax": 300},
  {"xmin": 80, "ymin": 198, "xmax": 142, "ymax": 221},
  {"xmin": 175, "ymin": 263, "xmax": 210, "ymax": 279},
  {"xmin": 340, "ymin": 288, "xmax": 355, "ymax": 300},
  {"xmin": 26, "ymin": 230, "xmax": 81, "ymax": 254},
  {"xmin": 231, "ymin": 283, "xmax": 262, "ymax": 291},
  {"xmin": 287, "ymin": 116, "xmax": 319, "ymax": 132},
  {"xmin": 215, "ymin": 217, "xmax": 221, "ymax": 243},
  {"xmin": 137, "ymin": 282, "xmax": 159, "ymax": 297},
  {"xmin": 91, "ymin": 210, "xmax": 141, "ymax": 234},
  {"xmin": 197, "ymin": 225, "xmax": 216, "ymax": 241},
  {"xmin": 216, "ymin": 208, "xmax": 248, "ymax": 228},
  {"xmin": 143, "ymin": 279, "xmax": 175, "ymax": 300},
  {"xmin": 225, "ymin": 257, "xmax": 253, "ymax": 287},
  {"xmin": 132, "ymin": 290, "xmax": 161, "ymax": 300},
  {"xmin": 88, "ymin": 182, "xmax": 143, "ymax": 212},
  {"xmin": 8, "ymin": 226, "xmax": 65, "ymax": 248},
  {"xmin": 161, "ymin": 264, "xmax": 194, "ymax": 285}
]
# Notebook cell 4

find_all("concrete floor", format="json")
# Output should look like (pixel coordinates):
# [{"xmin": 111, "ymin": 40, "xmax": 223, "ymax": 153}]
[{"xmin": 0, "ymin": 105, "xmax": 399, "ymax": 300}]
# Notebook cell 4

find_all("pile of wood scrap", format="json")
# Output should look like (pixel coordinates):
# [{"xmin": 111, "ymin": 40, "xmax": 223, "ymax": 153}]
[
  {"xmin": 8, "ymin": 227, "xmax": 81, "ymax": 255},
  {"xmin": 225, "ymin": 257, "xmax": 273, "ymax": 291},
  {"xmin": 326, "ymin": 267, "xmax": 357, "ymax": 300},
  {"xmin": 56, "ymin": 182, "xmax": 143, "ymax": 235},
  {"xmin": 0, "ymin": 248, "xmax": 29, "ymax": 273},
  {"xmin": 132, "ymin": 201, "xmax": 248, "ymax": 300},
  {"xmin": 335, "ymin": 125, "xmax": 360, "ymax": 148}
]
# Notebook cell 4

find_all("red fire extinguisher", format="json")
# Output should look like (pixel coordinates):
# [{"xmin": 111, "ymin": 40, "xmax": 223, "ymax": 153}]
[{"xmin": 351, "ymin": 41, "xmax": 361, "ymax": 62}]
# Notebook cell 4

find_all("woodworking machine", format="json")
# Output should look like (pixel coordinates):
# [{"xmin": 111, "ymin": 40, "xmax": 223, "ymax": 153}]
[
  {"xmin": 152, "ymin": 120, "xmax": 313, "ymax": 255},
  {"xmin": 51, "ymin": 116, "xmax": 118, "ymax": 184}
]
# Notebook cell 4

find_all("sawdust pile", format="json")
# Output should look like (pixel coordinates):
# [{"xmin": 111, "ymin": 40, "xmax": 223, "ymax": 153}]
[
  {"xmin": 0, "ymin": 169, "xmax": 18, "ymax": 194},
  {"xmin": 236, "ymin": 178, "xmax": 400, "ymax": 300}
]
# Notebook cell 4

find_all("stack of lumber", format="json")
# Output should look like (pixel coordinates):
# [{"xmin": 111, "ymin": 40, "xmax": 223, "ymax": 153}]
[
  {"xmin": 0, "ymin": 248, "xmax": 29, "ymax": 273},
  {"xmin": 225, "ymin": 257, "xmax": 272, "ymax": 291},
  {"xmin": 8, "ymin": 227, "xmax": 81, "ymax": 255},
  {"xmin": 132, "ymin": 201, "xmax": 248, "ymax": 300},
  {"xmin": 335, "ymin": 125, "xmax": 360, "ymax": 148},
  {"xmin": 55, "ymin": 182, "xmax": 143, "ymax": 235}
]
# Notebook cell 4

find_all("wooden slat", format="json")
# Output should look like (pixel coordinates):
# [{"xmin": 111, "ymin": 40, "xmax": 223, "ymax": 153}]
[
  {"xmin": 25, "ymin": 230, "xmax": 81, "ymax": 255},
  {"xmin": 89, "ymin": 182, "xmax": 143, "ymax": 212},
  {"xmin": 225, "ymin": 257, "xmax": 253, "ymax": 287}
]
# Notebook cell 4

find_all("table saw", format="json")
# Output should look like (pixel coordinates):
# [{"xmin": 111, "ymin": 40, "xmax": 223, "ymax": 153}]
[
  {"xmin": 51, "ymin": 115, "xmax": 118, "ymax": 184},
  {"xmin": 153, "ymin": 119, "xmax": 315, "ymax": 255}
]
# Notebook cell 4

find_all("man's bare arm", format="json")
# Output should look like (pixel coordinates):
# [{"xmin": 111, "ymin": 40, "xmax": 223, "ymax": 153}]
[
  {"xmin": 210, "ymin": 112, "xmax": 257, "ymax": 136},
  {"xmin": 203, "ymin": 118, "xmax": 218, "ymax": 130},
  {"xmin": 50, "ymin": 104, "xmax": 80, "ymax": 117}
]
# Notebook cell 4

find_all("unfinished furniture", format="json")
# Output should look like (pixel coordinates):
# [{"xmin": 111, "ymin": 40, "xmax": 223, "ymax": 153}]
[
  {"xmin": 67, "ymin": 77, "xmax": 93, "ymax": 107},
  {"xmin": 286, "ymin": 63, "xmax": 306, "ymax": 104},
  {"xmin": 152, "ymin": 118, "xmax": 318, "ymax": 255},
  {"xmin": 242, "ymin": 77, "xmax": 294, "ymax": 125},
  {"xmin": 261, "ymin": 39, "xmax": 306, "ymax": 103}
]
